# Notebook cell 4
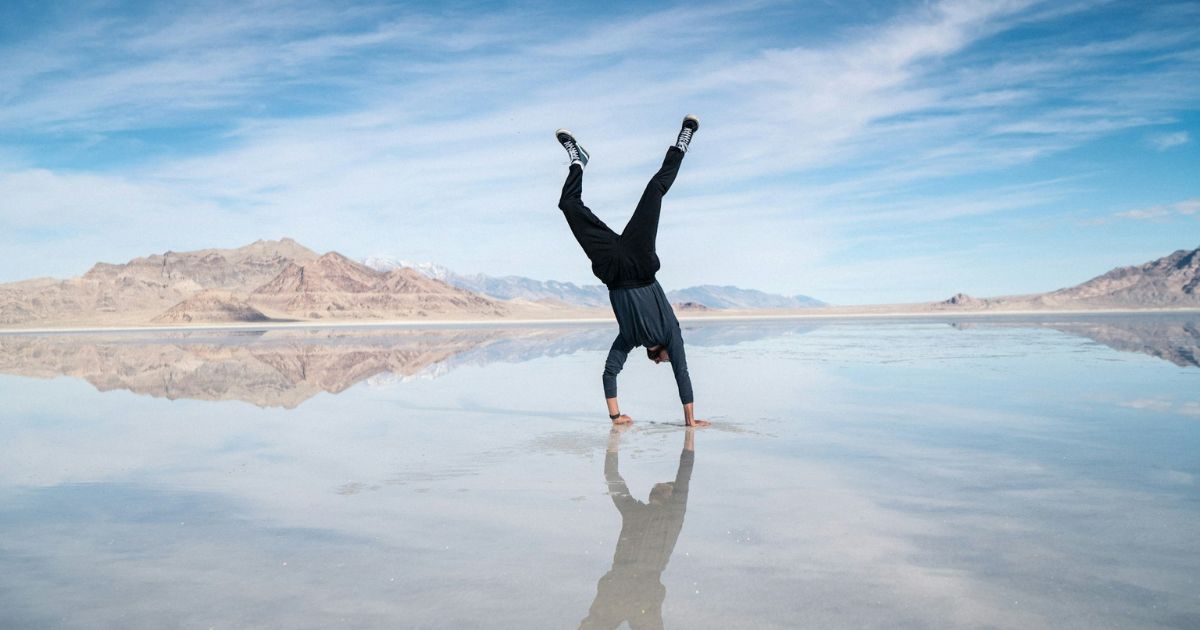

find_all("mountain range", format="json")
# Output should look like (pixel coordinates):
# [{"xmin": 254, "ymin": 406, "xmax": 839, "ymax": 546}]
[
  {"xmin": 937, "ymin": 246, "xmax": 1200, "ymax": 310},
  {"xmin": 1, "ymin": 240, "xmax": 1198, "ymax": 329},
  {"xmin": 0, "ymin": 239, "xmax": 513, "ymax": 327},
  {"xmin": 362, "ymin": 256, "xmax": 825, "ymax": 308}
]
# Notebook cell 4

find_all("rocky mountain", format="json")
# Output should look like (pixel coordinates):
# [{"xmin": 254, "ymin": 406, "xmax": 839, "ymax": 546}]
[
  {"xmin": 152, "ymin": 290, "xmax": 271, "ymax": 324},
  {"xmin": 361, "ymin": 256, "xmax": 456, "ymax": 283},
  {"xmin": 940, "ymin": 246, "xmax": 1200, "ymax": 310},
  {"xmin": 252, "ymin": 252, "xmax": 507, "ymax": 320},
  {"xmin": 364, "ymin": 257, "xmax": 611, "ymax": 307},
  {"xmin": 942, "ymin": 293, "xmax": 984, "ymax": 307},
  {"xmin": 0, "ymin": 238, "xmax": 318, "ymax": 326},
  {"xmin": 83, "ymin": 237, "xmax": 319, "ymax": 290},
  {"xmin": 0, "ymin": 240, "xmax": 514, "ymax": 327},
  {"xmin": 1036, "ymin": 247, "xmax": 1200, "ymax": 307},
  {"xmin": 362, "ymin": 258, "xmax": 824, "ymax": 309}
]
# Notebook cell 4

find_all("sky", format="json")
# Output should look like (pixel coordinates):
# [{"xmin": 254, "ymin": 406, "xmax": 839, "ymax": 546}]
[{"xmin": 0, "ymin": 0, "xmax": 1197, "ymax": 304}]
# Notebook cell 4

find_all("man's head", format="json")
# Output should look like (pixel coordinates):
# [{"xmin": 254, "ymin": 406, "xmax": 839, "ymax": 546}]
[
  {"xmin": 649, "ymin": 482, "xmax": 675, "ymax": 504},
  {"xmin": 646, "ymin": 344, "xmax": 670, "ymax": 364}
]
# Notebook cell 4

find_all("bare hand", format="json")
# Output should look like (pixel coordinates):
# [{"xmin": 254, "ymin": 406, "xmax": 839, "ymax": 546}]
[
  {"xmin": 612, "ymin": 414, "xmax": 633, "ymax": 425},
  {"xmin": 686, "ymin": 418, "xmax": 711, "ymax": 427}
]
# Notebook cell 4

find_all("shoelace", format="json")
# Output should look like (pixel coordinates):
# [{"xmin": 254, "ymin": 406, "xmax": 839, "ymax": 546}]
[
  {"xmin": 678, "ymin": 127, "xmax": 694, "ymax": 146},
  {"xmin": 563, "ymin": 139, "xmax": 580, "ymax": 161}
]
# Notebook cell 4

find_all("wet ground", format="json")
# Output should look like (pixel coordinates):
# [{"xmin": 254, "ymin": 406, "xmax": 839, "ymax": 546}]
[{"xmin": 1, "ymin": 315, "xmax": 1198, "ymax": 628}]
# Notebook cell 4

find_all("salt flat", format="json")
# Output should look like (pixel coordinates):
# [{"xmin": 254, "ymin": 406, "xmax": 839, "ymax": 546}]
[{"xmin": 0, "ymin": 316, "xmax": 1197, "ymax": 629}]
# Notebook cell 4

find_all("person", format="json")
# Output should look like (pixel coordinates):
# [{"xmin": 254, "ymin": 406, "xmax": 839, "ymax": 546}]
[
  {"xmin": 579, "ymin": 426, "xmax": 698, "ymax": 629},
  {"xmin": 555, "ymin": 116, "xmax": 710, "ymax": 427}
]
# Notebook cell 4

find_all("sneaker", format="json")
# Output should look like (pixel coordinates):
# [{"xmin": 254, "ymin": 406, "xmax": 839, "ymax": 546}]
[
  {"xmin": 556, "ymin": 128, "xmax": 590, "ymax": 169},
  {"xmin": 675, "ymin": 115, "xmax": 700, "ymax": 153}
]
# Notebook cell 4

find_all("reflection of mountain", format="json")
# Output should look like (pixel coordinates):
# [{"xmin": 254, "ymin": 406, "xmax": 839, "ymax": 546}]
[
  {"xmin": 0, "ymin": 322, "xmax": 810, "ymax": 408},
  {"xmin": 954, "ymin": 316, "xmax": 1200, "ymax": 368},
  {"xmin": 439, "ymin": 320, "xmax": 822, "ymax": 371},
  {"xmin": 0, "ymin": 329, "xmax": 575, "ymax": 408},
  {"xmin": 1046, "ymin": 318, "xmax": 1200, "ymax": 368}
]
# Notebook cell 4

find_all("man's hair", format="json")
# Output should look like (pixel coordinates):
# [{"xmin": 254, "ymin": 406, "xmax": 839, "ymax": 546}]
[
  {"xmin": 646, "ymin": 345, "xmax": 664, "ymax": 360},
  {"xmin": 649, "ymin": 482, "xmax": 674, "ymax": 504}
]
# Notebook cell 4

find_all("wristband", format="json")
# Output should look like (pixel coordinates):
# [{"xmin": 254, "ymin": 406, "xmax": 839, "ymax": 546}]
[{"xmin": 609, "ymin": 412, "xmax": 621, "ymax": 420}]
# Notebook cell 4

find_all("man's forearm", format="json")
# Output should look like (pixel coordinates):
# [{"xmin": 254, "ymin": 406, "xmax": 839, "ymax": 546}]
[
  {"xmin": 607, "ymin": 397, "xmax": 620, "ymax": 417},
  {"xmin": 683, "ymin": 402, "xmax": 694, "ymax": 424}
]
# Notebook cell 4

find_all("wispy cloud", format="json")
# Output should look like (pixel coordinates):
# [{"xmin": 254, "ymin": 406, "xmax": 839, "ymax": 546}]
[
  {"xmin": 1113, "ymin": 198, "xmax": 1200, "ymax": 221},
  {"xmin": 1, "ymin": 0, "xmax": 1198, "ymax": 301},
  {"xmin": 1146, "ymin": 131, "xmax": 1191, "ymax": 151}
]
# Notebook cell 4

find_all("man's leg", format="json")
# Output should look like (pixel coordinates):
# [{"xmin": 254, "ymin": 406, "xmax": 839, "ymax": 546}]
[
  {"xmin": 619, "ymin": 146, "xmax": 684, "ymax": 253},
  {"xmin": 559, "ymin": 164, "xmax": 617, "ymax": 259}
]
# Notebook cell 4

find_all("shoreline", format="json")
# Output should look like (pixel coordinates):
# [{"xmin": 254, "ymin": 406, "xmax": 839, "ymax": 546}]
[{"xmin": 3, "ymin": 306, "xmax": 1200, "ymax": 336}]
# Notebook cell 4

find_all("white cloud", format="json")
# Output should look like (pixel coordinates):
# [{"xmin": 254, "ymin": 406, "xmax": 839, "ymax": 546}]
[
  {"xmin": 1147, "ymin": 131, "xmax": 1191, "ymax": 150},
  {"xmin": 1113, "ymin": 198, "xmax": 1200, "ymax": 220},
  {"xmin": 1, "ymin": 1, "xmax": 1198, "ymax": 299}
]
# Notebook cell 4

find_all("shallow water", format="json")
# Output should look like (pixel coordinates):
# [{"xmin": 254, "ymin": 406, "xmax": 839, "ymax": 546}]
[{"xmin": 1, "ymin": 316, "xmax": 1198, "ymax": 629}]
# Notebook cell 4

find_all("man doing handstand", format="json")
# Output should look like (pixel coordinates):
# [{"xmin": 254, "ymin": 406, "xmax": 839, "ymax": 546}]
[{"xmin": 555, "ymin": 116, "xmax": 709, "ymax": 427}]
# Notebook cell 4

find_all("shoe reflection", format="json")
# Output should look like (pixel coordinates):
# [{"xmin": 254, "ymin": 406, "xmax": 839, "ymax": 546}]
[{"xmin": 580, "ymin": 428, "xmax": 696, "ymax": 630}]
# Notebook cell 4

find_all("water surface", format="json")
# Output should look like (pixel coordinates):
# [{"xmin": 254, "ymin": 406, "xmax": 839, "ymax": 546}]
[{"xmin": 1, "ymin": 315, "xmax": 1197, "ymax": 629}]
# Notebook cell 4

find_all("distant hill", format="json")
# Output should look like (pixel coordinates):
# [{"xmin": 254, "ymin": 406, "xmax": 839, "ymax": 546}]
[
  {"xmin": 0, "ymin": 238, "xmax": 317, "ymax": 326},
  {"xmin": 363, "ymin": 257, "xmax": 825, "ymax": 309},
  {"xmin": 667, "ymin": 285, "xmax": 825, "ymax": 309},
  {"xmin": 938, "ymin": 246, "xmax": 1200, "ymax": 310},
  {"xmin": 364, "ymin": 256, "xmax": 611, "ymax": 307},
  {"xmin": 1035, "ymin": 247, "xmax": 1200, "ymax": 307},
  {"xmin": 152, "ymin": 290, "xmax": 270, "ymax": 324},
  {"xmin": 7, "ymin": 239, "xmax": 1196, "ymax": 329},
  {"xmin": 0, "ymin": 240, "xmax": 513, "ymax": 327},
  {"xmin": 252, "ymin": 251, "xmax": 506, "ymax": 319}
]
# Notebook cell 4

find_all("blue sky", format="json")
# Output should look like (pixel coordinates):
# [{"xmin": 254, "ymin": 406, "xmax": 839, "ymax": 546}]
[{"xmin": 0, "ymin": 0, "xmax": 1197, "ymax": 304}]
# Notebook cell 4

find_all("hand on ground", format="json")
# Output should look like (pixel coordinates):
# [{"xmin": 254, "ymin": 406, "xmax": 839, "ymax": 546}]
[{"xmin": 611, "ymin": 414, "xmax": 633, "ymax": 425}]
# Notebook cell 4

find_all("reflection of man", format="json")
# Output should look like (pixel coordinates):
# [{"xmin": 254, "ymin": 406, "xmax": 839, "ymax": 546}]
[{"xmin": 580, "ymin": 428, "xmax": 697, "ymax": 630}]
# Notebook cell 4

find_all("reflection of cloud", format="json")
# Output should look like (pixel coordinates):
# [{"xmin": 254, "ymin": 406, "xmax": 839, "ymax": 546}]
[
  {"xmin": 0, "ymin": 481, "xmax": 515, "ymax": 628},
  {"xmin": 1, "ymin": 317, "xmax": 1198, "ymax": 626},
  {"xmin": 1120, "ymin": 398, "xmax": 1173, "ymax": 412},
  {"xmin": 1152, "ymin": 470, "xmax": 1195, "ymax": 485},
  {"xmin": 1119, "ymin": 398, "xmax": 1200, "ymax": 418}
]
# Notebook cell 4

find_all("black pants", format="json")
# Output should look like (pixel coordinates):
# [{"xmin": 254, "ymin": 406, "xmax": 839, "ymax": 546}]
[{"xmin": 558, "ymin": 147, "xmax": 684, "ymax": 289}]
